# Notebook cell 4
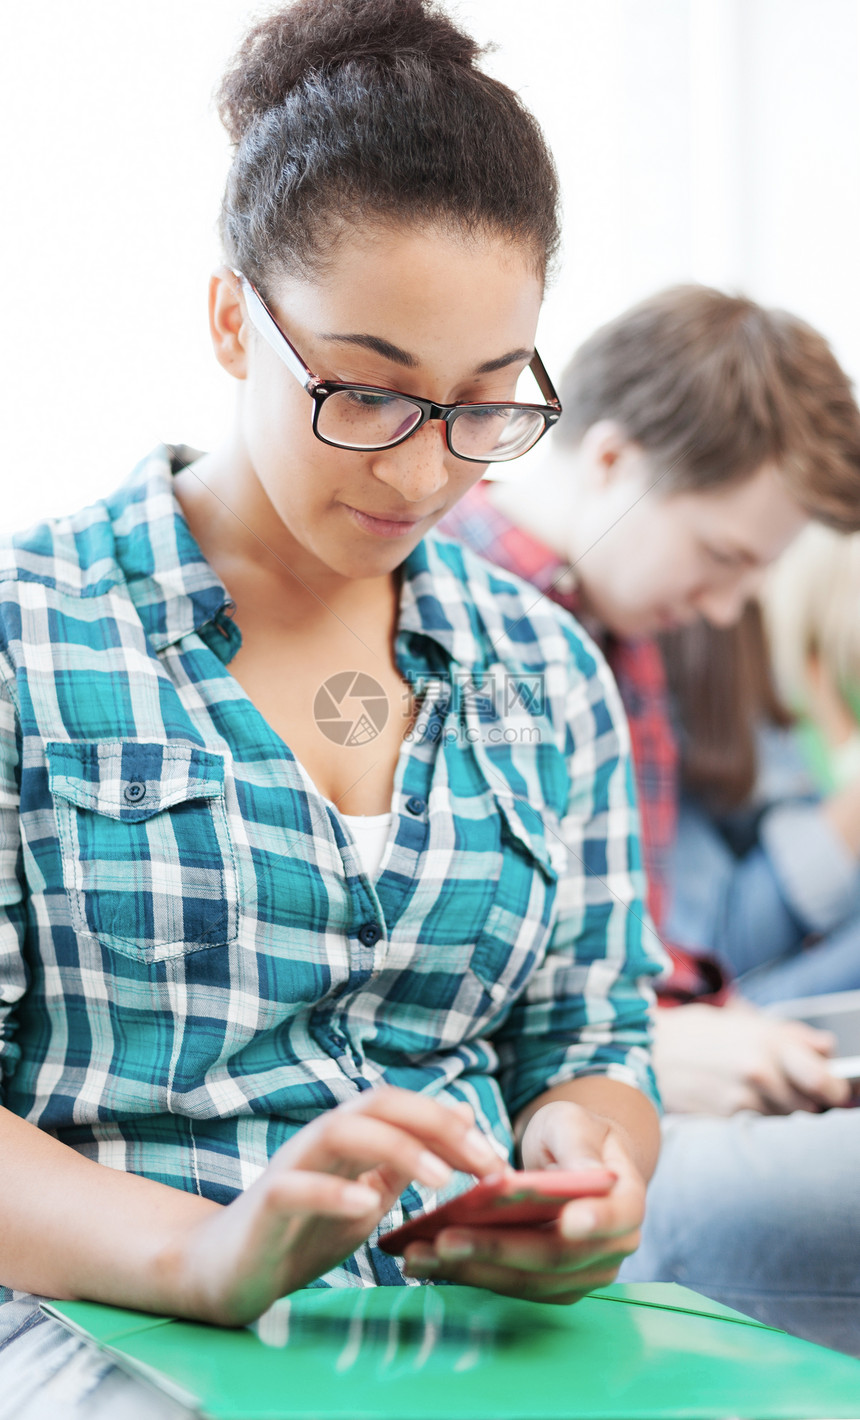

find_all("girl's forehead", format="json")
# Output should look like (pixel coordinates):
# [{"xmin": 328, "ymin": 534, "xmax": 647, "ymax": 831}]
[{"xmin": 271, "ymin": 227, "xmax": 544, "ymax": 355}]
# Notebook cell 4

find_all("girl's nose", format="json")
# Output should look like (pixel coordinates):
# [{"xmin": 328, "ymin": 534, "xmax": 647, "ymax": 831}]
[{"xmin": 369, "ymin": 420, "xmax": 451, "ymax": 504}]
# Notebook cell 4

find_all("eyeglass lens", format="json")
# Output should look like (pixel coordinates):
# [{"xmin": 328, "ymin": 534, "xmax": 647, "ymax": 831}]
[
  {"xmin": 450, "ymin": 406, "xmax": 546, "ymax": 461},
  {"xmin": 317, "ymin": 392, "xmax": 423, "ymax": 449},
  {"xmin": 317, "ymin": 391, "xmax": 546, "ymax": 460}
]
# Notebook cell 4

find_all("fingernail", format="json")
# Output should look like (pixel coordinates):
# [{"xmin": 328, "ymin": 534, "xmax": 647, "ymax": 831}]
[
  {"xmin": 417, "ymin": 1150, "xmax": 452, "ymax": 1187},
  {"xmin": 342, "ymin": 1183, "xmax": 381, "ymax": 1214},
  {"xmin": 437, "ymin": 1232, "xmax": 474, "ymax": 1261},
  {"xmin": 560, "ymin": 1206, "xmax": 596, "ymax": 1239},
  {"xmin": 463, "ymin": 1128, "xmax": 499, "ymax": 1169},
  {"xmin": 449, "ymin": 1101, "xmax": 476, "ymax": 1122}
]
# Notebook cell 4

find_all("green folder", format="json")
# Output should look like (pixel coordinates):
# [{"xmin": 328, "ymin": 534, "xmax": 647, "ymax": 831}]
[{"xmin": 43, "ymin": 1282, "xmax": 860, "ymax": 1420}]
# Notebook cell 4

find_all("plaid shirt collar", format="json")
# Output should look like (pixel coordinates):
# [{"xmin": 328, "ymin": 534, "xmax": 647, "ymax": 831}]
[
  {"xmin": 105, "ymin": 444, "xmax": 492, "ymax": 674},
  {"xmin": 103, "ymin": 445, "xmax": 234, "ymax": 653}
]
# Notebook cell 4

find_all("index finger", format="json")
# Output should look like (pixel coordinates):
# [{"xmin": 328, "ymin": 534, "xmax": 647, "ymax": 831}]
[
  {"xmin": 784, "ymin": 1021, "xmax": 837, "ymax": 1054},
  {"xmin": 342, "ymin": 1087, "xmax": 504, "ymax": 1176},
  {"xmin": 780, "ymin": 1042, "xmax": 851, "ymax": 1108}
]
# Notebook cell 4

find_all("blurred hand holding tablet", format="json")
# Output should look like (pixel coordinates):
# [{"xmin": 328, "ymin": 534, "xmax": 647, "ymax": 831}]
[{"xmin": 769, "ymin": 988, "xmax": 860, "ymax": 1090}]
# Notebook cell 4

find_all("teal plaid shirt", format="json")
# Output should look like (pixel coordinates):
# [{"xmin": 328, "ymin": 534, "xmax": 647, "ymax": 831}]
[{"xmin": 0, "ymin": 446, "xmax": 665, "ymax": 1287}]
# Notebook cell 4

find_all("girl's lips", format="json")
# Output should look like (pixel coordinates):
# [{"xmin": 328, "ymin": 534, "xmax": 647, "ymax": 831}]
[{"xmin": 346, "ymin": 505, "xmax": 422, "ymax": 539}]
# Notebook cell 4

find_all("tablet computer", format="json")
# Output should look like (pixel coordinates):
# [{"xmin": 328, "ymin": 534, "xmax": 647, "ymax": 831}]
[{"xmin": 768, "ymin": 988, "xmax": 860, "ymax": 1084}]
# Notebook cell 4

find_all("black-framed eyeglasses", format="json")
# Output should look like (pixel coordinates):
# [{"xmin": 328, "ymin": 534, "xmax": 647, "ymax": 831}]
[{"xmin": 233, "ymin": 270, "xmax": 562, "ymax": 463}]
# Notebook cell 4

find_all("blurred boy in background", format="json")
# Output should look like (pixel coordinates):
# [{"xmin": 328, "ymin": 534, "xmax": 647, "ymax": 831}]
[{"xmin": 440, "ymin": 285, "xmax": 860, "ymax": 1353}]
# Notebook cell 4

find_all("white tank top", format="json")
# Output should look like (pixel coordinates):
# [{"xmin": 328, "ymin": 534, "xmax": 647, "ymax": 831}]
[{"xmin": 340, "ymin": 811, "xmax": 392, "ymax": 880}]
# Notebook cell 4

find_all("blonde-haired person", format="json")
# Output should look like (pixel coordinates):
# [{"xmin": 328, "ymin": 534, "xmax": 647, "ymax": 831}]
[
  {"xmin": 765, "ymin": 523, "xmax": 860, "ymax": 791},
  {"xmin": 662, "ymin": 594, "xmax": 860, "ymax": 1006},
  {"xmin": 674, "ymin": 521, "xmax": 860, "ymax": 999},
  {"xmin": 442, "ymin": 283, "xmax": 860, "ymax": 1354}
]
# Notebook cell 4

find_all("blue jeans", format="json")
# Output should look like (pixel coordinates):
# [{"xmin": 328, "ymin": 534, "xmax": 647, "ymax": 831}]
[
  {"xmin": 618, "ymin": 1107, "xmax": 860, "ymax": 1356},
  {"xmin": 0, "ymin": 1295, "xmax": 191, "ymax": 1418},
  {"xmin": 738, "ymin": 912, "xmax": 860, "ymax": 1005},
  {"xmin": 667, "ymin": 795, "xmax": 860, "ymax": 1005}
]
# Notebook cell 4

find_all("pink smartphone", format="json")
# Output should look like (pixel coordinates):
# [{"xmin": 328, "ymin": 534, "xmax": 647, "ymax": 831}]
[{"xmin": 378, "ymin": 1168, "xmax": 616, "ymax": 1255}]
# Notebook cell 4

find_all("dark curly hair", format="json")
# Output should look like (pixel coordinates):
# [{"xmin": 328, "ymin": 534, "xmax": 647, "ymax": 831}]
[{"xmin": 216, "ymin": 0, "xmax": 560, "ymax": 290}]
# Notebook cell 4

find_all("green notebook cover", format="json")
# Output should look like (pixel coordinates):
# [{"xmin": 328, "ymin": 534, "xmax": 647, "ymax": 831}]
[{"xmin": 44, "ymin": 1282, "xmax": 860, "ymax": 1420}]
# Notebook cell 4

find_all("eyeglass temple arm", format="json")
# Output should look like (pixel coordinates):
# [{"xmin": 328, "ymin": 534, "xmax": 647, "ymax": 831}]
[
  {"xmin": 529, "ymin": 350, "xmax": 562, "ymax": 413},
  {"xmin": 231, "ymin": 271, "xmax": 317, "ymax": 394}
]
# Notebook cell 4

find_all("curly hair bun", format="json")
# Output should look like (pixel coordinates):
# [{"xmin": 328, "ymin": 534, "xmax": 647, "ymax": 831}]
[
  {"xmin": 218, "ymin": 0, "xmax": 484, "ymax": 146},
  {"xmin": 216, "ymin": 0, "xmax": 559, "ymax": 283}
]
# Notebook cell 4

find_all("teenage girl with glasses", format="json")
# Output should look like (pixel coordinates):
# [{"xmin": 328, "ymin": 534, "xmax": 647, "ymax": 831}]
[{"xmin": 0, "ymin": 0, "xmax": 664, "ymax": 1332}]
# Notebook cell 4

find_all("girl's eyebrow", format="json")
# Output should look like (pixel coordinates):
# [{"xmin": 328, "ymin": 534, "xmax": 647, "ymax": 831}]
[
  {"xmin": 475, "ymin": 347, "xmax": 534, "ymax": 375},
  {"xmin": 319, "ymin": 332, "xmax": 419, "ymax": 367},
  {"xmin": 319, "ymin": 332, "xmax": 534, "ymax": 375}
]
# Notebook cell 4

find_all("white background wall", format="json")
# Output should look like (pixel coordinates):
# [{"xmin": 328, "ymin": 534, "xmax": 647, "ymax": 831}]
[{"xmin": 1, "ymin": 0, "xmax": 860, "ymax": 528}]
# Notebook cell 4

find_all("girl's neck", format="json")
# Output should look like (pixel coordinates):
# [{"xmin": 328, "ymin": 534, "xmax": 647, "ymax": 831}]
[{"xmin": 173, "ymin": 444, "xmax": 397, "ymax": 628}]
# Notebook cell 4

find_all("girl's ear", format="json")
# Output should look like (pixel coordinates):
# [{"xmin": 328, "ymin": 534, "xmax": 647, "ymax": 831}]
[{"xmin": 209, "ymin": 267, "xmax": 248, "ymax": 381}]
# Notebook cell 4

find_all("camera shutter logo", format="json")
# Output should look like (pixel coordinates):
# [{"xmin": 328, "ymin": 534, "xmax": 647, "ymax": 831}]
[{"xmin": 314, "ymin": 672, "xmax": 390, "ymax": 746}]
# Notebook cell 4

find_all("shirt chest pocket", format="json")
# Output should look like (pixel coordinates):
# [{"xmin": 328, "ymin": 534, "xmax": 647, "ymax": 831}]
[{"xmin": 47, "ymin": 740, "xmax": 239, "ymax": 963}]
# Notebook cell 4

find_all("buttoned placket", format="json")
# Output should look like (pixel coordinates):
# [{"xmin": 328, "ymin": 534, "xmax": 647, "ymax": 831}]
[{"xmin": 322, "ymin": 678, "xmax": 449, "ymax": 1026}]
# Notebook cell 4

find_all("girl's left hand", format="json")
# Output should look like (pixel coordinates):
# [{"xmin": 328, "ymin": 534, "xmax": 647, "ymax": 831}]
[{"xmin": 402, "ymin": 1100, "xmax": 646, "ymax": 1302}]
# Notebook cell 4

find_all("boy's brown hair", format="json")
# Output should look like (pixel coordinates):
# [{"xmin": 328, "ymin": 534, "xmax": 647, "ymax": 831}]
[{"xmin": 557, "ymin": 284, "xmax": 860, "ymax": 531}]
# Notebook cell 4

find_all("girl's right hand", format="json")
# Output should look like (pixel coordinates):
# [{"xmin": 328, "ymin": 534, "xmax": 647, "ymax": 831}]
[{"xmin": 160, "ymin": 1087, "xmax": 503, "ymax": 1325}]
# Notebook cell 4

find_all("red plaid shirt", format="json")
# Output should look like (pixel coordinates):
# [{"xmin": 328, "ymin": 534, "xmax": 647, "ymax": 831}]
[{"xmin": 439, "ymin": 482, "xmax": 729, "ymax": 1005}]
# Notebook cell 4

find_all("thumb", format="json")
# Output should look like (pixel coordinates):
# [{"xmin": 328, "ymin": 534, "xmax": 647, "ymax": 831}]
[{"xmin": 533, "ymin": 1101, "xmax": 612, "ymax": 1170}]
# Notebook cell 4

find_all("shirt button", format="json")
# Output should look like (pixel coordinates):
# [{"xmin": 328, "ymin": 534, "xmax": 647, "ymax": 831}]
[
  {"xmin": 124, "ymin": 781, "xmax": 146, "ymax": 804},
  {"xmin": 357, "ymin": 922, "xmax": 382, "ymax": 948},
  {"xmin": 405, "ymin": 796, "xmax": 426, "ymax": 815}
]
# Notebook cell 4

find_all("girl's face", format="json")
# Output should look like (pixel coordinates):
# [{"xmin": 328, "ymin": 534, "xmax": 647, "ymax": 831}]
[{"xmin": 219, "ymin": 224, "xmax": 544, "ymax": 581}]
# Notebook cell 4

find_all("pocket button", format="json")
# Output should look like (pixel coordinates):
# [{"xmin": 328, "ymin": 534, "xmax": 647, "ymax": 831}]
[{"xmin": 124, "ymin": 781, "xmax": 146, "ymax": 804}]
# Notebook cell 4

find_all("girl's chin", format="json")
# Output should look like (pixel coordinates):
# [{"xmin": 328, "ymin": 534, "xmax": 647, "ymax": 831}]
[{"xmin": 326, "ymin": 539, "xmax": 418, "ymax": 582}]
